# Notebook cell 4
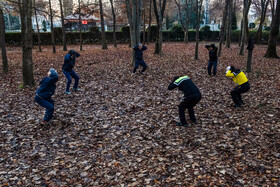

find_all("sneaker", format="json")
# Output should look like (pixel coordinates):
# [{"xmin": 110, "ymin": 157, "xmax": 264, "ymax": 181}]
[
  {"xmin": 176, "ymin": 122, "xmax": 189, "ymax": 127},
  {"xmin": 191, "ymin": 120, "xmax": 197, "ymax": 124},
  {"xmin": 234, "ymin": 104, "xmax": 241, "ymax": 108},
  {"xmin": 65, "ymin": 91, "xmax": 71, "ymax": 95},
  {"xmin": 131, "ymin": 72, "xmax": 136, "ymax": 76},
  {"xmin": 240, "ymin": 101, "xmax": 245, "ymax": 105},
  {"xmin": 140, "ymin": 71, "xmax": 146, "ymax": 75},
  {"xmin": 72, "ymin": 88, "xmax": 81, "ymax": 91}
]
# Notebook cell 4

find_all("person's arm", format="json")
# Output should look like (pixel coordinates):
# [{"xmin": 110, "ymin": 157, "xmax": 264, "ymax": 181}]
[
  {"xmin": 168, "ymin": 81, "xmax": 177, "ymax": 90},
  {"xmin": 75, "ymin": 51, "xmax": 80, "ymax": 58},
  {"xmin": 133, "ymin": 45, "xmax": 138, "ymax": 51},
  {"xmin": 46, "ymin": 75, "xmax": 59, "ymax": 84},
  {"xmin": 205, "ymin": 45, "xmax": 210, "ymax": 50},
  {"xmin": 142, "ymin": 45, "xmax": 147, "ymax": 51},
  {"xmin": 226, "ymin": 70, "xmax": 234, "ymax": 77}
]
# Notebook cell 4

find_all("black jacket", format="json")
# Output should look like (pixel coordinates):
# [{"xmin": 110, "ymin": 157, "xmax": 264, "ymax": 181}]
[
  {"xmin": 133, "ymin": 45, "xmax": 147, "ymax": 61},
  {"xmin": 205, "ymin": 45, "xmax": 218, "ymax": 61},
  {"xmin": 62, "ymin": 50, "xmax": 80, "ymax": 72},
  {"xmin": 168, "ymin": 76, "xmax": 201, "ymax": 97}
]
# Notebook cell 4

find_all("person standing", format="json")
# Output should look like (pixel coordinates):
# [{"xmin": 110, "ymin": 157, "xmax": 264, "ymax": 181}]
[
  {"xmin": 35, "ymin": 68, "xmax": 58, "ymax": 124},
  {"xmin": 226, "ymin": 66, "xmax": 250, "ymax": 107},
  {"xmin": 132, "ymin": 43, "xmax": 148, "ymax": 75},
  {"xmin": 205, "ymin": 44, "xmax": 218, "ymax": 76},
  {"xmin": 168, "ymin": 75, "xmax": 202, "ymax": 127},
  {"xmin": 62, "ymin": 50, "xmax": 81, "ymax": 94}
]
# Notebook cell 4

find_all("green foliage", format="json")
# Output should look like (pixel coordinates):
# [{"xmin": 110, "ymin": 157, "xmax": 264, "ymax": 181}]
[
  {"xmin": 89, "ymin": 26, "xmax": 100, "ymax": 34},
  {"xmin": 19, "ymin": 84, "xmax": 24, "ymax": 89},
  {"xmin": 200, "ymin": 25, "xmax": 211, "ymax": 32},
  {"xmin": 232, "ymin": 12, "xmax": 238, "ymax": 30},
  {"xmin": 170, "ymin": 25, "xmax": 184, "ymax": 32},
  {"xmin": 249, "ymin": 23, "xmax": 256, "ymax": 29}
]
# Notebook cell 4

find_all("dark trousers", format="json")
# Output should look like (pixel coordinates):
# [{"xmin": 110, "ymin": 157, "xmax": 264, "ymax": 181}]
[
  {"xmin": 35, "ymin": 95, "xmax": 54, "ymax": 122},
  {"xmin": 231, "ymin": 82, "xmax": 250, "ymax": 105},
  {"xmin": 179, "ymin": 94, "xmax": 201, "ymax": 124},
  {"xmin": 63, "ymin": 70, "xmax": 79, "ymax": 92},
  {"xmin": 133, "ymin": 60, "xmax": 147, "ymax": 73},
  {"xmin": 207, "ymin": 60, "xmax": 218, "ymax": 76}
]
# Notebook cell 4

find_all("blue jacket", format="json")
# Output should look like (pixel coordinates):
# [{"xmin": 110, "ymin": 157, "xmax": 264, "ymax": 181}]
[
  {"xmin": 36, "ymin": 75, "xmax": 58, "ymax": 99},
  {"xmin": 133, "ymin": 45, "xmax": 147, "ymax": 61},
  {"xmin": 62, "ymin": 50, "xmax": 80, "ymax": 72}
]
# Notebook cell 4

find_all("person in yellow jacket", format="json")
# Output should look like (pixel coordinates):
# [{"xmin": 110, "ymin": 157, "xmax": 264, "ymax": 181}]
[{"xmin": 226, "ymin": 66, "xmax": 250, "ymax": 107}]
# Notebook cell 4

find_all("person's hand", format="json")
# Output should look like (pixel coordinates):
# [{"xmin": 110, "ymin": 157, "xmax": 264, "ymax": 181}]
[{"xmin": 226, "ymin": 66, "xmax": 231, "ymax": 74}]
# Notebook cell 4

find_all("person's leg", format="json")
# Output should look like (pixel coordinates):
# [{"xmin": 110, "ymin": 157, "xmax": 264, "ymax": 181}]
[
  {"xmin": 35, "ymin": 96, "xmax": 54, "ymax": 122},
  {"xmin": 70, "ymin": 70, "xmax": 79, "ymax": 89},
  {"xmin": 178, "ymin": 101, "xmax": 188, "ymax": 125},
  {"xmin": 231, "ymin": 87, "xmax": 242, "ymax": 106},
  {"xmin": 213, "ymin": 60, "xmax": 218, "ymax": 76},
  {"xmin": 140, "ymin": 61, "xmax": 147, "ymax": 73},
  {"xmin": 63, "ymin": 71, "xmax": 72, "ymax": 92},
  {"xmin": 133, "ymin": 61, "xmax": 139, "ymax": 73},
  {"xmin": 238, "ymin": 82, "xmax": 250, "ymax": 104},
  {"xmin": 207, "ymin": 61, "xmax": 213, "ymax": 75},
  {"xmin": 186, "ymin": 95, "xmax": 201, "ymax": 123}
]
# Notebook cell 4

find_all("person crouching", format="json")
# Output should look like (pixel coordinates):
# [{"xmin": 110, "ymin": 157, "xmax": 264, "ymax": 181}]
[
  {"xmin": 226, "ymin": 66, "xmax": 250, "ymax": 107},
  {"xmin": 168, "ymin": 75, "xmax": 202, "ymax": 127},
  {"xmin": 35, "ymin": 68, "xmax": 58, "ymax": 124}
]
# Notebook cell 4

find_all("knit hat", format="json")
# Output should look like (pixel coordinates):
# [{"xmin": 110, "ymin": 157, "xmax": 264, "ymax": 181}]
[
  {"xmin": 48, "ymin": 68, "xmax": 58, "ymax": 77},
  {"xmin": 210, "ymin": 44, "xmax": 215, "ymax": 48}
]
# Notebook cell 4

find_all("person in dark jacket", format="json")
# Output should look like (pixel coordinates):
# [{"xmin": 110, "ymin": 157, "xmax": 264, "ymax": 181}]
[
  {"xmin": 168, "ymin": 75, "xmax": 202, "ymax": 127},
  {"xmin": 205, "ymin": 44, "xmax": 218, "ymax": 76},
  {"xmin": 62, "ymin": 50, "xmax": 81, "ymax": 94},
  {"xmin": 132, "ymin": 43, "xmax": 148, "ymax": 75},
  {"xmin": 226, "ymin": 66, "xmax": 250, "ymax": 107},
  {"xmin": 35, "ymin": 68, "xmax": 58, "ymax": 124}
]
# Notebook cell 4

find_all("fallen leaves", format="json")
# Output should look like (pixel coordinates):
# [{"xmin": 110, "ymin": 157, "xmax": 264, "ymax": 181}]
[{"xmin": 0, "ymin": 43, "xmax": 279, "ymax": 186}]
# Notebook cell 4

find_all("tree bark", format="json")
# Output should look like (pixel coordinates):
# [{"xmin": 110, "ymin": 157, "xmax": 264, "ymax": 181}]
[
  {"xmin": 109, "ymin": 0, "xmax": 117, "ymax": 47},
  {"xmin": 194, "ymin": 0, "xmax": 202, "ymax": 60},
  {"xmin": 265, "ymin": 0, "xmax": 280, "ymax": 58},
  {"xmin": 153, "ymin": 0, "xmax": 166, "ymax": 55},
  {"xmin": 48, "ymin": 0, "xmax": 55, "ymax": 53},
  {"xmin": 255, "ymin": 0, "xmax": 269, "ymax": 44},
  {"xmin": 239, "ymin": 0, "xmax": 251, "ymax": 56},
  {"xmin": 225, "ymin": 0, "xmax": 232, "ymax": 48},
  {"xmin": 0, "ymin": 7, "xmax": 8, "ymax": 73},
  {"xmin": 33, "ymin": 0, "xmax": 42, "ymax": 52},
  {"xmin": 20, "ymin": 0, "xmax": 35, "ymax": 86},
  {"xmin": 147, "ymin": 0, "xmax": 152, "ymax": 44},
  {"xmin": 125, "ymin": 0, "xmax": 134, "ymax": 64},
  {"xmin": 218, "ymin": 0, "xmax": 229, "ymax": 57},
  {"xmin": 174, "ymin": 0, "xmax": 189, "ymax": 43},
  {"xmin": 78, "ymin": 0, "xmax": 82, "ymax": 51},
  {"xmin": 59, "ymin": 0, "xmax": 67, "ymax": 51},
  {"xmin": 143, "ymin": 6, "xmax": 146, "ymax": 44},
  {"xmin": 99, "ymin": 0, "xmax": 107, "ymax": 50}
]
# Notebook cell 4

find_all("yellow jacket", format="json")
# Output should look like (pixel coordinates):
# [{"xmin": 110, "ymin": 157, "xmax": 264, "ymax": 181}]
[{"xmin": 226, "ymin": 70, "xmax": 248, "ymax": 86}]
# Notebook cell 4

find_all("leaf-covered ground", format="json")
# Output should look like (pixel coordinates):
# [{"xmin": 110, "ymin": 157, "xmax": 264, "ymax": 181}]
[{"xmin": 0, "ymin": 43, "xmax": 279, "ymax": 186}]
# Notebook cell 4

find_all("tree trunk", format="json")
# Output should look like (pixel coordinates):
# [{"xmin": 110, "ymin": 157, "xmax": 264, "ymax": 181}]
[
  {"xmin": 239, "ymin": 19, "xmax": 243, "ymax": 46},
  {"xmin": 246, "ymin": 49, "xmax": 253, "ymax": 72},
  {"xmin": 109, "ymin": 0, "xmax": 117, "ymax": 47},
  {"xmin": 255, "ymin": 0, "xmax": 269, "ymax": 44},
  {"xmin": 99, "ymin": 0, "xmax": 107, "ymax": 50},
  {"xmin": 153, "ymin": 0, "xmax": 166, "ymax": 55},
  {"xmin": 194, "ymin": 0, "xmax": 202, "ymax": 60},
  {"xmin": 0, "ymin": 7, "xmax": 8, "ymax": 73},
  {"xmin": 33, "ymin": 0, "xmax": 42, "ymax": 52},
  {"xmin": 125, "ymin": 0, "xmax": 134, "ymax": 65},
  {"xmin": 136, "ymin": 0, "xmax": 142, "ymax": 44},
  {"xmin": 218, "ymin": 0, "xmax": 229, "ymax": 57},
  {"xmin": 143, "ymin": 7, "xmax": 146, "ymax": 44},
  {"xmin": 59, "ymin": 0, "xmax": 67, "ymax": 51},
  {"xmin": 147, "ymin": 0, "xmax": 152, "ymax": 44},
  {"xmin": 21, "ymin": 0, "xmax": 35, "ymax": 86},
  {"xmin": 239, "ymin": 0, "xmax": 251, "ymax": 56},
  {"xmin": 48, "ymin": 0, "xmax": 55, "ymax": 53},
  {"xmin": 225, "ymin": 0, "xmax": 232, "ymax": 48},
  {"xmin": 78, "ymin": 0, "xmax": 82, "ymax": 51},
  {"xmin": 265, "ymin": 0, "xmax": 280, "ymax": 58}
]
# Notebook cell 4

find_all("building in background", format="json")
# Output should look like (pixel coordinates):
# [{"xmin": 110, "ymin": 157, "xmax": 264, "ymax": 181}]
[
  {"xmin": 63, "ymin": 0, "xmax": 73, "ymax": 17},
  {"xmin": 64, "ymin": 14, "xmax": 101, "ymax": 31}
]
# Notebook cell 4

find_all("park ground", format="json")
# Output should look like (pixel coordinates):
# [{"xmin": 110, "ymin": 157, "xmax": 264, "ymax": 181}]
[{"xmin": 0, "ymin": 43, "xmax": 279, "ymax": 186}]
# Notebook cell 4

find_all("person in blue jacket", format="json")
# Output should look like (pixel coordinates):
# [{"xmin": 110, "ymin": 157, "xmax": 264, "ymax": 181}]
[
  {"xmin": 132, "ymin": 43, "xmax": 148, "ymax": 75},
  {"xmin": 205, "ymin": 44, "xmax": 218, "ymax": 76},
  {"xmin": 62, "ymin": 50, "xmax": 81, "ymax": 94},
  {"xmin": 35, "ymin": 68, "xmax": 58, "ymax": 124}
]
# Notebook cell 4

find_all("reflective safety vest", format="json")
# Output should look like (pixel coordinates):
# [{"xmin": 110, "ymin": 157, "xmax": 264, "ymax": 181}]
[
  {"xmin": 226, "ymin": 70, "xmax": 248, "ymax": 86},
  {"xmin": 174, "ymin": 75, "xmax": 190, "ymax": 86}
]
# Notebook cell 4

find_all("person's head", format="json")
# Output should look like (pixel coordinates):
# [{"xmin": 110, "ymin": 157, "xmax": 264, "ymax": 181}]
[
  {"xmin": 48, "ymin": 68, "xmax": 58, "ymax": 77},
  {"xmin": 138, "ymin": 43, "xmax": 143, "ymax": 49},
  {"xmin": 69, "ymin": 50, "xmax": 77, "ymax": 58},
  {"xmin": 210, "ymin": 44, "xmax": 215, "ymax": 50}
]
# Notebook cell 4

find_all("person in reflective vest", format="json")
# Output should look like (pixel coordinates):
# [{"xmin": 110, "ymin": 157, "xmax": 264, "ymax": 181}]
[
  {"xmin": 168, "ymin": 75, "xmax": 202, "ymax": 127},
  {"xmin": 226, "ymin": 66, "xmax": 250, "ymax": 107}
]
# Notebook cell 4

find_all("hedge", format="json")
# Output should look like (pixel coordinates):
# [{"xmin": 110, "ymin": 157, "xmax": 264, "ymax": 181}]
[{"xmin": 5, "ymin": 29, "xmax": 279, "ymax": 45}]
